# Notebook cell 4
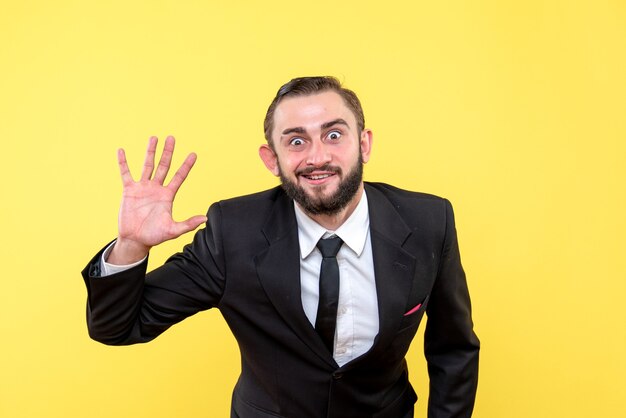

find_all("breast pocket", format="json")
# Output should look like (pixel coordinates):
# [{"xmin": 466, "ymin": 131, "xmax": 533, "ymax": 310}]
[{"xmin": 398, "ymin": 294, "xmax": 430, "ymax": 332}]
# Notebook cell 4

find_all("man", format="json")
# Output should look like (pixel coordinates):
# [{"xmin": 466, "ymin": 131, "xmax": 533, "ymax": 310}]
[{"xmin": 83, "ymin": 76, "xmax": 479, "ymax": 418}]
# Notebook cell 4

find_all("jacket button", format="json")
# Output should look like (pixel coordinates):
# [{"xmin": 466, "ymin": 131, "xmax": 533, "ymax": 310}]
[{"xmin": 332, "ymin": 372, "xmax": 343, "ymax": 380}]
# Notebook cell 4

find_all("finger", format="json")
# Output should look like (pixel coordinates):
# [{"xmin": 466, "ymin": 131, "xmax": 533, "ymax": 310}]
[
  {"xmin": 153, "ymin": 135, "xmax": 176, "ymax": 184},
  {"xmin": 117, "ymin": 148, "xmax": 134, "ymax": 186},
  {"xmin": 167, "ymin": 152, "xmax": 197, "ymax": 194},
  {"xmin": 140, "ymin": 136, "xmax": 158, "ymax": 181},
  {"xmin": 170, "ymin": 215, "xmax": 208, "ymax": 238}
]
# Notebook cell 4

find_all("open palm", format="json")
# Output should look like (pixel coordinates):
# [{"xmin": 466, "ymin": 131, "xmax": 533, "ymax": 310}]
[{"xmin": 111, "ymin": 136, "xmax": 207, "ymax": 264}]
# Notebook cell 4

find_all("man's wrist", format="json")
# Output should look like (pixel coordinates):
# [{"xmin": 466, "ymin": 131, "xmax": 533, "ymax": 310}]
[{"xmin": 107, "ymin": 238, "xmax": 150, "ymax": 265}]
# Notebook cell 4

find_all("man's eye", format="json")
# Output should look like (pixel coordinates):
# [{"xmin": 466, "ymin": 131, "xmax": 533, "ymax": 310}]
[
  {"xmin": 327, "ymin": 131, "xmax": 341, "ymax": 141},
  {"xmin": 290, "ymin": 138, "xmax": 304, "ymax": 146}
]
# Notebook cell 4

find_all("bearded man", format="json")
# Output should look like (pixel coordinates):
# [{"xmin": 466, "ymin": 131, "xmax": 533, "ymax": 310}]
[{"xmin": 83, "ymin": 76, "xmax": 480, "ymax": 418}]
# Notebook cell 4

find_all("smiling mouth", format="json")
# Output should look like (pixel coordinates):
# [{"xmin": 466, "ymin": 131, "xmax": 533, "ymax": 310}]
[
  {"xmin": 303, "ymin": 173, "xmax": 335, "ymax": 180},
  {"xmin": 297, "ymin": 164, "xmax": 341, "ymax": 182}
]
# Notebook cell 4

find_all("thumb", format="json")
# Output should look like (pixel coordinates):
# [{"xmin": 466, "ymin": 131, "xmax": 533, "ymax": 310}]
[{"xmin": 171, "ymin": 215, "xmax": 208, "ymax": 237}]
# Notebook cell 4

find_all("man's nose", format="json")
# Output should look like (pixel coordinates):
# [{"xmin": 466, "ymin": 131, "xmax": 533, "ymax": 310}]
[{"xmin": 305, "ymin": 140, "xmax": 332, "ymax": 166}]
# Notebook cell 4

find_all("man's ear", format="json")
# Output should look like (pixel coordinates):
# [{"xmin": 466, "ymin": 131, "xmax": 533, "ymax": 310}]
[
  {"xmin": 259, "ymin": 144, "xmax": 280, "ymax": 176},
  {"xmin": 360, "ymin": 129, "xmax": 373, "ymax": 163}
]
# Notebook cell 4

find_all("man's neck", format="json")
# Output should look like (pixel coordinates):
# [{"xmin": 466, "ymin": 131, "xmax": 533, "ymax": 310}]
[{"xmin": 298, "ymin": 184, "xmax": 364, "ymax": 230}]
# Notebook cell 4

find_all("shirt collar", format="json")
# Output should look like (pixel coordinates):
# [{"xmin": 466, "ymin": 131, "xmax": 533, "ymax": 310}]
[{"xmin": 294, "ymin": 190, "xmax": 370, "ymax": 259}]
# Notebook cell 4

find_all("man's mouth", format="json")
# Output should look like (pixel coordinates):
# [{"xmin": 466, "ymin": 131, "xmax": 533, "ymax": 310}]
[
  {"xmin": 297, "ymin": 165, "xmax": 341, "ymax": 182},
  {"xmin": 303, "ymin": 173, "xmax": 334, "ymax": 180}
]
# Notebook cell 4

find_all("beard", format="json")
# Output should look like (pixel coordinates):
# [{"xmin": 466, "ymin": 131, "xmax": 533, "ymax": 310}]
[{"xmin": 279, "ymin": 154, "xmax": 364, "ymax": 216}]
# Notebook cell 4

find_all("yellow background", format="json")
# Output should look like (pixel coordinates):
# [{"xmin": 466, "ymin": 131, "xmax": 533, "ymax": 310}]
[{"xmin": 1, "ymin": 1, "xmax": 625, "ymax": 417}]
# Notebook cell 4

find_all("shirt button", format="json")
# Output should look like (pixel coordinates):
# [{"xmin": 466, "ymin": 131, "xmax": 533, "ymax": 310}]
[
  {"xmin": 335, "ymin": 347, "xmax": 347, "ymax": 355},
  {"xmin": 333, "ymin": 372, "xmax": 343, "ymax": 380}
]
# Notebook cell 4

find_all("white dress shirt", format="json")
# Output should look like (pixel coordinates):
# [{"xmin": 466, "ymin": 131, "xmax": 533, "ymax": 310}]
[
  {"xmin": 294, "ymin": 191, "xmax": 379, "ymax": 367},
  {"xmin": 101, "ymin": 191, "xmax": 379, "ymax": 367}
]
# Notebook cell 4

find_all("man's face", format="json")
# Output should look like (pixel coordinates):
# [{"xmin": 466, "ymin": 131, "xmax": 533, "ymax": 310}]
[{"xmin": 259, "ymin": 91, "xmax": 372, "ymax": 216}]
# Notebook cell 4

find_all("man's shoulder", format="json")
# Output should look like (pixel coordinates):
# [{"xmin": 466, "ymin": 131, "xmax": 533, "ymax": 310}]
[
  {"xmin": 217, "ymin": 186, "xmax": 285, "ymax": 207},
  {"xmin": 365, "ymin": 182, "xmax": 447, "ymax": 203},
  {"xmin": 208, "ymin": 186, "xmax": 288, "ymax": 222},
  {"xmin": 364, "ymin": 182, "xmax": 453, "ymax": 225},
  {"xmin": 364, "ymin": 182, "xmax": 455, "ymax": 237}
]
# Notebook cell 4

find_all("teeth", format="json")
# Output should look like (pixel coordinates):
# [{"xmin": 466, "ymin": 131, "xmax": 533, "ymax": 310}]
[{"xmin": 308, "ymin": 174, "xmax": 331, "ymax": 180}]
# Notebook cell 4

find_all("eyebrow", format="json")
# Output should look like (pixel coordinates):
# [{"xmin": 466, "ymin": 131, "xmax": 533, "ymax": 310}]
[
  {"xmin": 321, "ymin": 118, "xmax": 349, "ymax": 130},
  {"xmin": 281, "ymin": 119, "xmax": 350, "ymax": 137},
  {"xmin": 281, "ymin": 126, "xmax": 306, "ymax": 136}
]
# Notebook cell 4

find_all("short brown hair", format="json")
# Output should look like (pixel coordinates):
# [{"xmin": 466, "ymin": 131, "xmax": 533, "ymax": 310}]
[{"xmin": 263, "ymin": 76, "xmax": 365, "ymax": 145}]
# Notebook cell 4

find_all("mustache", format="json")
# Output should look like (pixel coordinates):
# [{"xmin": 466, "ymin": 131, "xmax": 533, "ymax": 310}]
[{"xmin": 296, "ymin": 164, "xmax": 342, "ymax": 176}]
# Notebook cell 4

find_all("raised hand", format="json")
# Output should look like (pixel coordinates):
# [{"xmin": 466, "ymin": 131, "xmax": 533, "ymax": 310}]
[{"xmin": 108, "ymin": 136, "xmax": 207, "ymax": 265}]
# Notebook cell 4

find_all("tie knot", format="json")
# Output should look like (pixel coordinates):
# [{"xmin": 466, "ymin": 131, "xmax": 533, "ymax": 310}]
[{"xmin": 316, "ymin": 236, "xmax": 343, "ymax": 258}]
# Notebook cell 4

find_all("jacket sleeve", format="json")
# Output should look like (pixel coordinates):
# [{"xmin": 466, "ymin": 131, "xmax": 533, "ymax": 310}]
[
  {"xmin": 424, "ymin": 199, "xmax": 480, "ymax": 418},
  {"xmin": 82, "ymin": 203, "xmax": 226, "ymax": 345}
]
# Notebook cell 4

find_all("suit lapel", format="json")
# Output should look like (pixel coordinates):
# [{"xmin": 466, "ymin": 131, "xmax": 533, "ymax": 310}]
[
  {"xmin": 254, "ymin": 191, "xmax": 336, "ymax": 368},
  {"xmin": 349, "ymin": 184, "xmax": 416, "ymax": 365},
  {"xmin": 253, "ymin": 185, "xmax": 417, "ymax": 370}
]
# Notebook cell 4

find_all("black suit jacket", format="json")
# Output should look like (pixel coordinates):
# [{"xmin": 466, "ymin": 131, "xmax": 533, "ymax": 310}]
[{"xmin": 83, "ymin": 182, "xmax": 479, "ymax": 418}]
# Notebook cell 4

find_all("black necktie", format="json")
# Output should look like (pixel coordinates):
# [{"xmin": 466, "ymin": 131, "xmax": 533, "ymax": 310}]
[{"xmin": 315, "ymin": 236, "xmax": 343, "ymax": 354}]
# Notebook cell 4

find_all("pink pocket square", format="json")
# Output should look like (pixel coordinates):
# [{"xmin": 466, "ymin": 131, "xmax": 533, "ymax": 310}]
[{"xmin": 403, "ymin": 303, "xmax": 422, "ymax": 317}]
